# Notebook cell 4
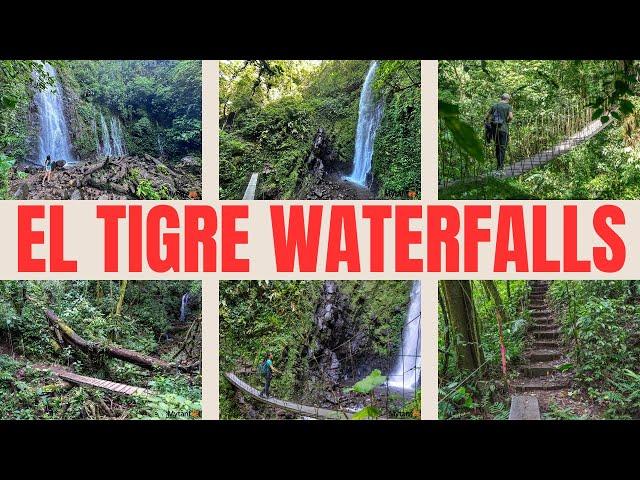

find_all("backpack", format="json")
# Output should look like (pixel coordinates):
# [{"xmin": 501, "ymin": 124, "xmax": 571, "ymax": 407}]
[
  {"xmin": 491, "ymin": 104, "xmax": 505, "ymax": 125},
  {"xmin": 258, "ymin": 360, "xmax": 268, "ymax": 377}
]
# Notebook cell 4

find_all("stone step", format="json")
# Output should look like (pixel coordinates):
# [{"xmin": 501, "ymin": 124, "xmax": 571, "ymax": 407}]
[
  {"xmin": 522, "ymin": 363, "xmax": 558, "ymax": 377},
  {"xmin": 512, "ymin": 379, "xmax": 570, "ymax": 392},
  {"xmin": 529, "ymin": 305, "xmax": 547, "ymax": 311},
  {"xmin": 530, "ymin": 309, "xmax": 551, "ymax": 315},
  {"xmin": 533, "ymin": 329, "xmax": 561, "ymax": 339},
  {"xmin": 533, "ymin": 340, "xmax": 562, "ymax": 349},
  {"xmin": 531, "ymin": 318, "xmax": 555, "ymax": 326},
  {"xmin": 526, "ymin": 349, "xmax": 562, "ymax": 362},
  {"xmin": 509, "ymin": 395, "xmax": 541, "ymax": 420},
  {"xmin": 531, "ymin": 323, "xmax": 558, "ymax": 331}
]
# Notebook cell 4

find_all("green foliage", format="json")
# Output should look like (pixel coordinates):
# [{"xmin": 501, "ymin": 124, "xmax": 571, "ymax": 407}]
[
  {"xmin": 219, "ymin": 280, "xmax": 412, "ymax": 419},
  {"xmin": 438, "ymin": 60, "xmax": 640, "ymax": 199},
  {"xmin": 344, "ymin": 369, "xmax": 386, "ymax": 394},
  {"xmin": 64, "ymin": 60, "xmax": 202, "ymax": 161},
  {"xmin": 548, "ymin": 281, "xmax": 640, "ymax": 418},
  {"xmin": 135, "ymin": 178, "xmax": 168, "ymax": 200},
  {"xmin": 0, "ymin": 280, "xmax": 201, "ymax": 419},
  {"xmin": 220, "ymin": 60, "xmax": 420, "ymax": 200},
  {"xmin": 439, "ymin": 280, "xmax": 529, "ymax": 419}
]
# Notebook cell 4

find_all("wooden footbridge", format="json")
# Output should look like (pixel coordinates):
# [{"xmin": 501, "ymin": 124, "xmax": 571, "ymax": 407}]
[
  {"xmin": 39, "ymin": 365, "xmax": 148, "ymax": 396},
  {"xmin": 439, "ymin": 102, "xmax": 615, "ymax": 192},
  {"xmin": 224, "ymin": 372, "xmax": 353, "ymax": 420}
]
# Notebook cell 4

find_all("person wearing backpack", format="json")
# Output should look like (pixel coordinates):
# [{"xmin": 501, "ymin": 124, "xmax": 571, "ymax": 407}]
[
  {"xmin": 486, "ymin": 93, "xmax": 514, "ymax": 171},
  {"xmin": 259, "ymin": 353, "xmax": 281, "ymax": 398}
]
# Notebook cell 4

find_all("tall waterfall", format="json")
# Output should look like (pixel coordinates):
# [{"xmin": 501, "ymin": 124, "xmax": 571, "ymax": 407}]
[
  {"xmin": 33, "ymin": 62, "xmax": 74, "ymax": 165},
  {"xmin": 98, "ymin": 113, "xmax": 126, "ymax": 157},
  {"xmin": 110, "ymin": 116, "xmax": 126, "ymax": 156},
  {"xmin": 99, "ymin": 113, "xmax": 112, "ymax": 157},
  {"xmin": 345, "ymin": 61, "xmax": 384, "ymax": 186},
  {"xmin": 388, "ymin": 281, "xmax": 421, "ymax": 390},
  {"xmin": 179, "ymin": 293, "xmax": 190, "ymax": 322}
]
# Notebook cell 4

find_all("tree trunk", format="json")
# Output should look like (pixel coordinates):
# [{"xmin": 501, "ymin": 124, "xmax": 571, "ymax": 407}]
[
  {"xmin": 45, "ymin": 309, "xmax": 199, "ymax": 373},
  {"xmin": 114, "ymin": 280, "xmax": 128, "ymax": 317},
  {"xmin": 481, "ymin": 280, "xmax": 508, "ymax": 376},
  {"xmin": 442, "ymin": 280, "xmax": 484, "ymax": 372},
  {"xmin": 438, "ymin": 284, "xmax": 451, "ymax": 376}
]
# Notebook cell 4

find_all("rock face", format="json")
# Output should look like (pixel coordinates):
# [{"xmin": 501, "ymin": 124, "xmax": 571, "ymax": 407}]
[
  {"xmin": 8, "ymin": 154, "xmax": 201, "ymax": 200},
  {"xmin": 306, "ymin": 128, "xmax": 340, "ymax": 181},
  {"xmin": 306, "ymin": 281, "xmax": 369, "ymax": 386},
  {"xmin": 298, "ymin": 129, "xmax": 376, "ymax": 200}
]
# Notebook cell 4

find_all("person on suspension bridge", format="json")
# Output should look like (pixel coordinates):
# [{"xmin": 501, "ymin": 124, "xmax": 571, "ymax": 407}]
[
  {"xmin": 485, "ymin": 93, "xmax": 514, "ymax": 172},
  {"xmin": 259, "ymin": 352, "xmax": 281, "ymax": 398}
]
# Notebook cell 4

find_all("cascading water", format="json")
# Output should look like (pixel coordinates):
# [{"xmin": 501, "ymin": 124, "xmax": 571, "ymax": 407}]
[
  {"xmin": 179, "ymin": 293, "xmax": 190, "ymax": 322},
  {"xmin": 33, "ymin": 62, "xmax": 75, "ymax": 165},
  {"xmin": 99, "ymin": 113, "xmax": 112, "ymax": 157},
  {"xmin": 345, "ymin": 61, "xmax": 384, "ymax": 186},
  {"xmin": 109, "ymin": 116, "xmax": 126, "ymax": 156},
  {"xmin": 98, "ymin": 113, "xmax": 126, "ymax": 157},
  {"xmin": 388, "ymin": 281, "xmax": 421, "ymax": 390}
]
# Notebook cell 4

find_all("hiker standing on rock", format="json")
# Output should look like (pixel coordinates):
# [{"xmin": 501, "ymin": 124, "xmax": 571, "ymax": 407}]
[
  {"xmin": 485, "ymin": 93, "xmax": 514, "ymax": 171},
  {"xmin": 259, "ymin": 353, "xmax": 281, "ymax": 398},
  {"xmin": 42, "ymin": 154, "xmax": 53, "ymax": 186}
]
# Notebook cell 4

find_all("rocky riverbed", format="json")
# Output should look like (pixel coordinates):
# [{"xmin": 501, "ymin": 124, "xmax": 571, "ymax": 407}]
[{"xmin": 10, "ymin": 154, "xmax": 201, "ymax": 200}]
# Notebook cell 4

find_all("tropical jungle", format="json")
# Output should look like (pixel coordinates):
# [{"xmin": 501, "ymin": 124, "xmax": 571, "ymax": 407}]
[
  {"xmin": 220, "ymin": 60, "xmax": 421, "ymax": 200},
  {"xmin": 220, "ymin": 280, "xmax": 421, "ymax": 419},
  {"xmin": 439, "ymin": 60, "xmax": 640, "ymax": 200},
  {"xmin": 0, "ymin": 280, "xmax": 202, "ymax": 419},
  {"xmin": 439, "ymin": 280, "xmax": 640, "ymax": 420},
  {"xmin": 0, "ymin": 60, "xmax": 201, "ymax": 200}
]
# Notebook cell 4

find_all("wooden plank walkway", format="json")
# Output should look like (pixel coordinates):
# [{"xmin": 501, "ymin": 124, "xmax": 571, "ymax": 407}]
[
  {"xmin": 439, "ymin": 117, "xmax": 612, "ymax": 191},
  {"xmin": 242, "ymin": 173, "xmax": 259, "ymax": 200},
  {"xmin": 224, "ymin": 372, "xmax": 352, "ymax": 420},
  {"xmin": 41, "ymin": 366, "xmax": 148, "ymax": 396}
]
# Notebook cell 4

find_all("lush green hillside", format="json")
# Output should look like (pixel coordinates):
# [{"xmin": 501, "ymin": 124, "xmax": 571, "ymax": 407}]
[
  {"xmin": 439, "ymin": 60, "xmax": 640, "ymax": 199},
  {"xmin": 0, "ymin": 280, "xmax": 201, "ymax": 419},
  {"xmin": 219, "ymin": 280, "xmax": 417, "ymax": 419},
  {"xmin": 219, "ymin": 60, "xmax": 420, "ymax": 200}
]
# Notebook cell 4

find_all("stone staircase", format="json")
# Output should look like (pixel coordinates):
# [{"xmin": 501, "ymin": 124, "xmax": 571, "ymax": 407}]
[{"xmin": 513, "ymin": 281, "xmax": 570, "ymax": 393}]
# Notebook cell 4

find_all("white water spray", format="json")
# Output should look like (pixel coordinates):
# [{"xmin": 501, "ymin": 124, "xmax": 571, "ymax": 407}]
[
  {"xmin": 388, "ymin": 281, "xmax": 421, "ymax": 390},
  {"xmin": 345, "ymin": 61, "xmax": 383, "ymax": 186},
  {"xmin": 33, "ymin": 62, "xmax": 75, "ymax": 165},
  {"xmin": 179, "ymin": 293, "xmax": 190, "ymax": 322},
  {"xmin": 98, "ymin": 113, "xmax": 126, "ymax": 157}
]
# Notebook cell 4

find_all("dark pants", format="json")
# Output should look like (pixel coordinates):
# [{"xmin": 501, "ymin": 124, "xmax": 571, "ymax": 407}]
[
  {"xmin": 261, "ymin": 374, "xmax": 272, "ymax": 397},
  {"xmin": 495, "ymin": 130, "xmax": 508, "ymax": 170}
]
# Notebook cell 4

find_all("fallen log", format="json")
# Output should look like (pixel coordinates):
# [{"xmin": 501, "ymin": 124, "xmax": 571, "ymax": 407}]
[{"xmin": 45, "ymin": 309, "xmax": 199, "ymax": 373}]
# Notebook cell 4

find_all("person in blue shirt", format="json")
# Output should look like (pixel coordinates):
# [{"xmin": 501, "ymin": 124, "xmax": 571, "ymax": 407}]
[{"xmin": 259, "ymin": 353, "xmax": 281, "ymax": 398}]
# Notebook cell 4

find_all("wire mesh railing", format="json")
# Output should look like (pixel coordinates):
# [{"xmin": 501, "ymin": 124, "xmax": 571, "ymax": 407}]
[{"xmin": 438, "ymin": 99, "xmax": 611, "ymax": 191}]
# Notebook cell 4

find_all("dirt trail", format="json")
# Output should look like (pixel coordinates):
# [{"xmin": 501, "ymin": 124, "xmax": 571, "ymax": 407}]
[{"xmin": 510, "ymin": 281, "xmax": 599, "ymax": 418}]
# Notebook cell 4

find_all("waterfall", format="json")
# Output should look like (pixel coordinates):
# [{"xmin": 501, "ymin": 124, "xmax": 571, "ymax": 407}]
[
  {"xmin": 179, "ymin": 293, "xmax": 190, "ymax": 322},
  {"xmin": 345, "ymin": 61, "xmax": 384, "ymax": 186},
  {"xmin": 99, "ymin": 113, "xmax": 112, "ymax": 157},
  {"xmin": 388, "ymin": 281, "xmax": 421, "ymax": 391},
  {"xmin": 98, "ymin": 113, "xmax": 126, "ymax": 157},
  {"xmin": 109, "ymin": 116, "xmax": 126, "ymax": 156},
  {"xmin": 33, "ymin": 62, "xmax": 75, "ymax": 165}
]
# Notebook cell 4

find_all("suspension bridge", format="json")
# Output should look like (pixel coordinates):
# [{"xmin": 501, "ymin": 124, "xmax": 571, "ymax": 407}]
[
  {"xmin": 439, "ymin": 101, "xmax": 614, "ymax": 192},
  {"xmin": 224, "ymin": 306, "xmax": 422, "ymax": 420},
  {"xmin": 224, "ymin": 372, "xmax": 353, "ymax": 419}
]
